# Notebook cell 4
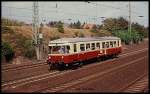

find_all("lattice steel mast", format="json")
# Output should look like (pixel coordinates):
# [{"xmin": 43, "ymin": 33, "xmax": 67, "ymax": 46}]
[{"xmin": 32, "ymin": 2, "xmax": 40, "ymax": 60}]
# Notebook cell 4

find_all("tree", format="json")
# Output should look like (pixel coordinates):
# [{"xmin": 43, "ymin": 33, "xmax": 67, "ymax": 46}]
[
  {"xmin": 101, "ymin": 17, "xmax": 128, "ymax": 32},
  {"xmin": 74, "ymin": 20, "xmax": 81, "ymax": 29},
  {"xmin": 57, "ymin": 21, "xmax": 64, "ymax": 33}
]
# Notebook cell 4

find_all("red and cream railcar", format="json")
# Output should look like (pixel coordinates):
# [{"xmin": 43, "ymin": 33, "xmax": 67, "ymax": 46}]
[{"xmin": 47, "ymin": 37, "xmax": 122, "ymax": 68}]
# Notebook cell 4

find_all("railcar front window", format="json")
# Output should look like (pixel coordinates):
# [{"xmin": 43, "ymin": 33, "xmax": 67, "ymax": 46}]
[
  {"xmin": 52, "ymin": 46, "xmax": 61, "ymax": 54},
  {"xmin": 49, "ymin": 45, "xmax": 70, "ymax": 54}
]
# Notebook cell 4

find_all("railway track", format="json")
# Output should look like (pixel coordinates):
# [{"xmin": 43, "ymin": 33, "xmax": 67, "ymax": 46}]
[
  {"xmin": 2, "ymin": 47, "xmax": 148, "ymax": 92},
  {"xmin": 2, "ymin": 41, "xmax": 148, "ymax": 82},
  {"xmin": 2, "ymin": 48, "xmax": 148, "ymax": 89},
  {"xmin": 2, "ymin": 38, "xmax": 148, "ymax": 92},
  {"xmin": 39, "ymin": 56, "xmax": 148, "ymax": 92},
  {"xmin": 2, "ymin": 61, "xmax": 47, "ymax": 72},
  {"xmin": 120, "ymin": 75, "xmax": 148, "ymax": 93},
  {"xmin": 2, "ymin": 39, "xmax": 148, "ymax": 71},
  {"xmin": 2, "ymin": 46, "xmax": 148, "ymax": 84}
]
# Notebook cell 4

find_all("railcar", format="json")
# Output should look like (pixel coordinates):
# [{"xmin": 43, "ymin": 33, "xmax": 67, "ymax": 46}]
[{"xmin": 47, "ymin": 37, "xmax": 122, "ymax": 69}]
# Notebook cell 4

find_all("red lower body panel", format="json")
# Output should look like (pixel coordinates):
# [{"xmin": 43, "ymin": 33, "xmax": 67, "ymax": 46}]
[{"xmin": 48, "ymin": 47, "xmax": 122, "ymax": 64}]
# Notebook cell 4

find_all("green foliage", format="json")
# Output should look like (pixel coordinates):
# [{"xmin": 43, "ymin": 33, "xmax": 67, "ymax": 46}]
[
  {"xmin": 2, "ymin": 42, "xmax": 15, "ymax": 62},
  {"xmin": 69, "ymin": 20, "xmax": 81, "ymax": 29},
  {"xmin": 76, "ymin": 20, "xmax": 81, "ymax": 29},
  {"xmin": 90, "ymin": 29, "xmax": 97, "ymax": 33},
  {"xmin": 132, "ymin": 22, "xmax": 148, "ymax": 38},
  {"xmin": 57, "ymin": 21, "xmax": 64, "ymax": 33},
  {"xmin": 102, "ymin": 17, "xmax": 128, "ymax": 31},
  {"xmin": 23, "ymin": 40, "xmax": 36, "ymax": 58},
  {"xmin": 112, "ymin": 29, "xmax": 144, "ymax": 45}
]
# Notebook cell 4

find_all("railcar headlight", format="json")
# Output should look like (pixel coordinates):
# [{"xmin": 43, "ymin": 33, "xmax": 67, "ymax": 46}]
[
  {"xmin": 61, "ymin": 56, "xmax": 64, "ymax": 59},
  {"xmin": 49, "ymin": 56, "xmax": 51, "ymax": 59}
]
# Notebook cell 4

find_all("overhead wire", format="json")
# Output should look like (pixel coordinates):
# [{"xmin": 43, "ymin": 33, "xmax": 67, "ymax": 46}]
[{"xmin": 2, "ymin": 2, "xmax": 147, "ymax": 25}]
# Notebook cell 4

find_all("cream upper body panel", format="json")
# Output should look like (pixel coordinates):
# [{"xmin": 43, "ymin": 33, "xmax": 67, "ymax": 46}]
[{"xmin": 48, "ymin": 37, "xmax": 121, "ymax": 54}]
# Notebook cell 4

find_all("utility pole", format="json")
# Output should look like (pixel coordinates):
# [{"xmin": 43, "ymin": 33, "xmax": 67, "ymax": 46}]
[
  {"xmin": 32, "ymin": 2, "xmax": 40, "ymax": 60},
  {"xmin": 128, "ymin": 1, "xmax": 131, "ymax": 37}
]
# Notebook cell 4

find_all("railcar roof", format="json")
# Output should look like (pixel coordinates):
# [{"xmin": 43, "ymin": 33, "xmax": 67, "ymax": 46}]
[{"xmin": 49, "ymin": 36, "xmax": 120, "ymax": 44}]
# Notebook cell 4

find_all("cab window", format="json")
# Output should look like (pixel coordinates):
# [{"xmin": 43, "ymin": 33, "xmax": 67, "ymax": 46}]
[{"xmin": 49, "ymin": 45, "xmax": 70, "ymax": 54}]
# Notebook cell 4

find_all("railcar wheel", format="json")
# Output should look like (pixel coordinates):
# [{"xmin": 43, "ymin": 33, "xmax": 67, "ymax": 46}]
[
  {"xmin": 79, "ymin": 61, "xmax": 83, "ymax": 67},
  {"xmin": 58, "ymin": 63, "xmax": 65, "ymax": 71}
]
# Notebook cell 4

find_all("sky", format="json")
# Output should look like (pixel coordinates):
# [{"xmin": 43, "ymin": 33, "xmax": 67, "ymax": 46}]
[{"xmin": 2, "ymin": 1, "xmax": 149, "ymax": 27}]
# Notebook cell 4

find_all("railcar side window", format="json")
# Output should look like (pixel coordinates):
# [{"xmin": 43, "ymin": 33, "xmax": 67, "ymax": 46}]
[
  {"xmin": 114, "ymin": 41, "xmax": 116, "ymax": 47},
  {"xmin": 102, "ymin": 42, "xmax": 105, "ymax": 48},
  {"xmin": 66, "ymin": 46, "xmax": 70, "ymax": 53},
  {"xmin": 80, "ymin": 44, "xmax": 85, "ymax": 51},
  {"xmin": 106, "ymin": 42, "xmax": 109, "ymax": 48},
  {"xmin": 91, "ymin": 43, "xmax": 95, "ymax": 50},
  {"xmin": 110, "ymin": 41, "xmax": 113, "ymax": 48},
  {"xmin": 86, "ymin": 43, "xmax": 90, "ymax": 51},
  {"xmin": 118, "ymin": 40, "xmax": 119, "ymax": 47},
  {"xmin": 96, "ymin": 43, "xmax": 100, "ymax": 49},
  {"xmin": 73, "ymin": 44, "xmax": 77, "ymax": 52}
]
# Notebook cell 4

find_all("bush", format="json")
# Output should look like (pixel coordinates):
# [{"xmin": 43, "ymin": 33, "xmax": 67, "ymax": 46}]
[
  {"xmin": 112, "ymin": 29, "xmax": 144, "ymax": 45},
  {"xmin": 2, "ymin": 42, "xmax": 15, "ymax": 62},
  {"xmin": 78, "ymin": 32, "xmax": 85, "ymax": 37},
  {"xmin": 23, "ymin": 40, "xmax": 36, "ymax": 58},
  {"xmin": 90, "ymin": 29, "xmax": 97, "ymax": 33},
  {"xmin": 24, "ymin": 47, "xmax": 35, "ymax": 58}
]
